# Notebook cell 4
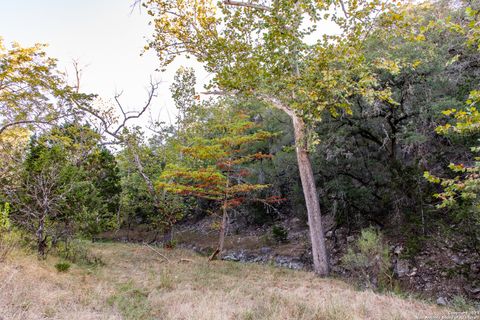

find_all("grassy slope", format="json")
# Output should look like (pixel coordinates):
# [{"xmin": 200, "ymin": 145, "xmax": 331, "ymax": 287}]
[{"xmin": 0, "ymin": 242, "xmax": 445, "ymax": 320}]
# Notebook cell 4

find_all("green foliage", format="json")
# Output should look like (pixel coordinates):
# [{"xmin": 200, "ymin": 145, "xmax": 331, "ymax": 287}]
[
  {"xmin": 271, "ymin": 225, "xmax": 288, "ymax": 243},
  {"xmin": 0, "ymin": 202, "xmax": 17, "ymax": 262},
  {"xmin": 54, "ymin": 261, "xmax": 71, "ymax": 273},
  {"xmin": 7, "ymin": 123, "xmax": 121, "ymax": 256},
  {"xmin": 341, "ymin": 228, "xmax": 392, "ymax": 290},
  {"xmin": 117, "ymin": 132, "xmax": 188, "ymax": 233},
  {"xmin": 55, "ymin": 239, "xmax": 103, "ymax": 266},
  {"xmin": 424, "ymin": 9, "xmax": 480, "ymax": 249},
  {"xmin": 0, "ymin": 202, "xmax": 10, "ymax": 230},
  {"xmin": 0, "ymin": 38, "xmax": 93, "ymax": 136}
]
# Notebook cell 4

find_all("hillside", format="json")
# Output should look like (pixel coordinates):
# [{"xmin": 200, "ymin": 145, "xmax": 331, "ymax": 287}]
[{"xmin": 0, "ymin": 242, "xmax": 447, "ymax": 320}]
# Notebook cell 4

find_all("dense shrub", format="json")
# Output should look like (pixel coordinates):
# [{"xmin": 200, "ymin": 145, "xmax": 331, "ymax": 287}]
[{"xmin": 341, "ymin": 228, "xmax": 393, "ymax": 290}]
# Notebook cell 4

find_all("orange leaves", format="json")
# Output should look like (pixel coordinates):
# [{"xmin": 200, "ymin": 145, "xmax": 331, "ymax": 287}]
[
  {"xmin": 156, "ymin": 107, "xmax": 275, "ymax": 209},
  {"xmin": 265, "ymin": 195, "xmax": 286, "ymax": 204}
]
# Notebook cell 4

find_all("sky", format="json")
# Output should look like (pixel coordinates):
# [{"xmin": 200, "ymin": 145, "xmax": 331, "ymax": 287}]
[{"xmin": 0, "ymin": 0, "xmax": 209, "ymax": 127}]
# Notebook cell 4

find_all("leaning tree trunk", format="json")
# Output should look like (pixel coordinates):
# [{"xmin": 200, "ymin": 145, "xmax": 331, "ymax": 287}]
[
  {"xmin": 261, "ymin": 95, "xmax": 329, "ymax": 276},
  {"xmin": 292, "ymin": 115, "xmax": 329, "ymax": 276}
]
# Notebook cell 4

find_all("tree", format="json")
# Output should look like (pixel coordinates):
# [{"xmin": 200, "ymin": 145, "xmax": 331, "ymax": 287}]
[
  {"xmin": 14, "ymin": 139, "xmax": 80, "ymax": 257},
  {"xmin": 9, "ymin": 124, "xmax": 121, "ymax": 257},
  {"xmin": 157, "ymin": 105, "xmax": 273, "ymax": 259},
  {"xmin": 424, "ymin": 3, "xmax": 480, "ymax": 252},
  {"xmin": 144, "ymin": 0, "xmax": 396, "ymax": 275},
  {"xmin": 117, "ymin": 128, "xmax": 187, "ymax": 243},
  {"xmin": 0, "ymin": 38, "xmax": 90, "ymax": 136}
]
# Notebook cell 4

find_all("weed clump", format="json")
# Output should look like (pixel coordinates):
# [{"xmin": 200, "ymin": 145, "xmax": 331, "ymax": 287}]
[{"xmin": 55, "ymin": 262, "xmax": 71, "ymax": 272}]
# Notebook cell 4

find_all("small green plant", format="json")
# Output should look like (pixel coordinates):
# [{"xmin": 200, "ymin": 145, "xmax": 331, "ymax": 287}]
[
  {"xmin": 271, "ymin": 225, "xmax": 288, "ymax": 243},
  {"xmin": 341, "ymin": 227, "xmax": 393, "ymax": 290},
  {"xmin": 55, "ymin": 262, "xmax": 71, "ymax": 272},
  {"xmin": 164, "ymin": 239, "xmax": 177, "ymax": 249}
]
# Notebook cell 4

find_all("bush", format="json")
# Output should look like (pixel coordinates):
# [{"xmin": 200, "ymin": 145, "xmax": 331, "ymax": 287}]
[
  {"xmin": 0, "ymin": 203, "xmax": 18, "ymax": 262},
  {"xmin": 55, "ymin": 262, "xmax": 71, "ymax": 272},
  {"xmin": 341, "ymin": 228, "xmax": 393, "ymax": 290},
  {"xmin": 271, "ymin": 225, "xmax": 288, "ymax": 243},
  {"xmin": 56, "ymin": 239, "xmax": 103, "ymax": 266}
]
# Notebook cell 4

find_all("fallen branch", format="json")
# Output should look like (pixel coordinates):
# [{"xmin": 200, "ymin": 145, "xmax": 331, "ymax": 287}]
[
  {"xmin": 178, "ymin": 258, "xmax": 194, "ymax": 263},
  {"xmin": 144, "ymin": 243, "xmax": 171, "ymax": 263}
]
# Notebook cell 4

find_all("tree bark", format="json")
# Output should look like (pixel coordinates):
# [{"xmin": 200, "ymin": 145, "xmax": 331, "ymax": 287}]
[
  {"xmin": 218, "ymin": 200, "xmax": 228, "ymax": 258},
  {"xmin": 36, "ymin": 214, "xmax": 46, "ymax": 258},
  {"xmin": 292, "ymin": 116, "xmax": 329, "ymax": 276},
  {"xmin": 260, "ymin": 95, "xmax": 329, "ymax": 276}
]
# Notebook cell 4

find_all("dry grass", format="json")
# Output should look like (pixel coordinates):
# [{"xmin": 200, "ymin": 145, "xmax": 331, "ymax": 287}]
[{"xmin": 0, "ymin": 242, "xmax": 447, "ymax": 320}]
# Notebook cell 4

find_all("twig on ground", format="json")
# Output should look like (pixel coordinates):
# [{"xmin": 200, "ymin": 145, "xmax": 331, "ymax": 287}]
[{"xmin": 144, "ymin": 243, "xmax": 171, "ymax": 263}]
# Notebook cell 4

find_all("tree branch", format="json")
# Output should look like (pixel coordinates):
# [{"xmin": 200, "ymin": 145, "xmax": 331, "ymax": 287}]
[{"xmin": 223, "ymin": 0, "xmax": 272, "ymax": 11}]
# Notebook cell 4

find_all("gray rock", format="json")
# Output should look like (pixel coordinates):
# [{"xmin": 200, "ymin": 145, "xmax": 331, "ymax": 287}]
[
  {"xmin": 222, "ymin": 254, "xmax": 240, "ymax": 262},
  {"xmin": 347, "ymin": 235, "xmax": 355, "ymax": 243},
  {"xmin": 259, "ymin": 247, "xmax": 272, "ymax": 254},
  {"xmin": 393, "ymin": 245, "xmax": 403, "ymax": 255},
  {"xmin": 394, "ymin": 259, "xmax": 410, "ymax": 277},
  {"xmin": 451, "ymin": 255, "xmax": 464, "ymax": 265},
  {"xmin": 436, "ymin": 297, "xmax": 448, "ymax": 306}
]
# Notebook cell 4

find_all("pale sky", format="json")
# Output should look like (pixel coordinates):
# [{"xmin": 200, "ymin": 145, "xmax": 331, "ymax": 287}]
[{"xmin": 0, "ymin": 0, "xmax": 209, "ymax": 127}]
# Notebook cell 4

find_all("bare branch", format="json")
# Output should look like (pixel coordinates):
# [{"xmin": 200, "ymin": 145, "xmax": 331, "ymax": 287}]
[
  {"xmin": 223, "ymin": 0, "xmax": 272, "ymax": 11},
  {"xmin": 130, "ymin": 0, "xmax": 142, "ymax": 14},
  {"xmin": 72, "ymin": 78, "xmax": 160, "ymax": 141},
  {"xmin": 338, "ymin": 0, "xmax": 349, "ymax": 18}
]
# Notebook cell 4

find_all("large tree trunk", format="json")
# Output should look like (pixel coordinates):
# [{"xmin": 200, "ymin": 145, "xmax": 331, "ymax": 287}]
[
  {"xmin": 261, "ymin": 95, "xmax": 329, "ymax": 276},
  {"xmin": 292, "ymin": 115, "xmax": 329, "ymax": 276}
]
